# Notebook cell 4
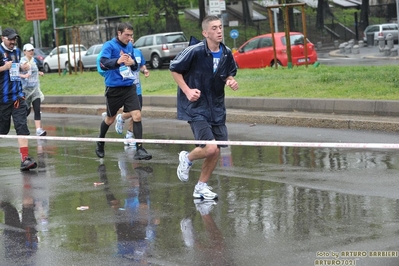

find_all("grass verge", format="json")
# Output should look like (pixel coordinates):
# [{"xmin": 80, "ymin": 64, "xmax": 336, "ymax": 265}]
[{"xmin": 40, "ymin": 65, "xmax": 399, "ymax": 100}]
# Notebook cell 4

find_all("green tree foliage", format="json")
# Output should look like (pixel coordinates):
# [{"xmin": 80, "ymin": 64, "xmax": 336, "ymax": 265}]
[
  {"xmin": 0, "ymin": 0, "xmax": 26, "ymax": 40},
  {"xmin": 0, "ymin": 0, "xmax": 192, "ymax": 45}
]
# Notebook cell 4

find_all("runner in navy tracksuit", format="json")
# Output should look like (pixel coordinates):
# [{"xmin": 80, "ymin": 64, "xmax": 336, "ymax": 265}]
[{"xmin": 170, "ymin": 15, "xmax": 239, "ymax": 200}]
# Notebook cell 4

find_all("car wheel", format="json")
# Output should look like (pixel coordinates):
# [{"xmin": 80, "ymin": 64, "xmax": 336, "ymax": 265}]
[
  {"xmin": 150, "ymin": 54, "xmax": 162, "ymax": 69},
  {"xmin": 270, "ymin": 60, "xmax": 283, "ymax": 68},
  {"xmin": 65, "ymin": 62, "xmax": 69, "ymax": 70},
  {"xmin": 43, "ymin": 63, "xmax": 51, "ymax": 73},
  {"xmin": 78, "ymin": 60, "xmax": 84, "ymax": 70}
]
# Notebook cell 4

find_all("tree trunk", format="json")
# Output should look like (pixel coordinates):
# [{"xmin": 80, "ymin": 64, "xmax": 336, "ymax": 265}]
[
  {"xmin": 316, "ymin": 0, "xmax": 324, "ymax": 30},
  {"xmin": 198, "ymin": 0, "xmax": 206, "ymax": 28},
  {"xmin": 242, "ymin": 0, "xmax": 252, "ymax": 26},
  {"xmin": 360, "ymin": 0, "xmax": 369, "ymax": 30},
  {"xmin": 164, "ymin": 0, "xmax": 182, "ymax": 32}
]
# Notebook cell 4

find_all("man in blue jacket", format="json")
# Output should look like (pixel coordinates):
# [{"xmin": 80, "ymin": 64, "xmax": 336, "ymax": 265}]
[
  {"xmin": 97, "ymin": 22, "xmax": 151, "ymax": 160},
  {"xmin": 169, "ymin": 15, "xmax": 239, "ymax": 200}
]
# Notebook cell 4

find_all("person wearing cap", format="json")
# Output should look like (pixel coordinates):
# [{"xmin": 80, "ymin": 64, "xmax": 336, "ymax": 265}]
[
  {"xmin": 20, "ymin": 43, "xmax": 46, "ymax": 137},
  {"xmin": 0, "ymin": 28, "xmax": 37, "ymax": 171}
]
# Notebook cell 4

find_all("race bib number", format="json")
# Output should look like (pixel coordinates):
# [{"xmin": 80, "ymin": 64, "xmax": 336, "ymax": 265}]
[
  {"xmin": 10, "ymin": 63, "xmax": 20, "ymax": 81},
  {"xmin": 119, "ymin": 65, "xmax": 134, "ymax": 80}
]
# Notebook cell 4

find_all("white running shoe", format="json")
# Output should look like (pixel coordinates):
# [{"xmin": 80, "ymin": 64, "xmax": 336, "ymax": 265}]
[
  {"xmin": 115, "ymin": 114, "xmax": 125, "ymax": 134},
  {"xmin": 194, "ymin": 198, "xmax": 217, "ymax": 215},
  {"xmin": 193, "ymin": 184, "xmax": 218, "ymax": 200},
  {"xmin": 180, "ymin": 218, "xmax": 195, "ymax": 247},
  {"xmin": 101, "ymin": 112, "xmax": 107, "ymax": 120},
  {"xmin": 177, "ymin": 151, "xmax": 192, "ymax": 182},
  {"xmin": 36, "ymin": 128, "xmax": 47, "ymax": 136},
  {"xmin": 124, "ymin": 135, "xmax": 136, "ymax": 147}
]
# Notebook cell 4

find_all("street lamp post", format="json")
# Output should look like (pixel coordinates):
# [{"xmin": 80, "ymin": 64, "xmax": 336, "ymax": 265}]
[
  {"xmin": 51, "ymin": 0, "xmax": 59, "ymax": 47},
  {"xmin": 397, "ymin": 0, "xmax": 399, "ymax": 41}
]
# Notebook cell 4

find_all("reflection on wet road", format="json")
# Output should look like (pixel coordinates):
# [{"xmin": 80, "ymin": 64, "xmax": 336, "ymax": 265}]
[{"xmin": 1, "ymin": 114, "xmax": 399, "ymax": 266}]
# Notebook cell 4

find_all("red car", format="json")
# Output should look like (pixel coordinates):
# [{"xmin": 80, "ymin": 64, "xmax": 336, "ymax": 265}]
[{"xmin": 233, "ymin": 32, "xmax": 318, "ymax": 68}]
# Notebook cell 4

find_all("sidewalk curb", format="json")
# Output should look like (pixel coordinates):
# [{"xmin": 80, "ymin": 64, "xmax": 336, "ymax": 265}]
[
  {"xmin": 41, "ymin": 96, "xmax": 399, "ymax": 133},
  {"xmin": 329, "ymin": 49, "xmax": 399, "ymax": 60}
]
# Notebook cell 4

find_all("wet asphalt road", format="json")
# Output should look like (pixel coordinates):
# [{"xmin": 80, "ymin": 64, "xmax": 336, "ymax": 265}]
[{"xmin": 1, "ymin": 113, "xmax": 399, "ymax": 266}]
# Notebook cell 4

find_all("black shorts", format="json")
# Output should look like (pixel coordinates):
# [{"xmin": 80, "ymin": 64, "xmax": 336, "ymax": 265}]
[
  {"xmin": 105, "ymin": 85, "xmax": 140, "ymax": 117},
  {"xmin": 0, "ymin": 99, "xmax": 30, "ymax": 135},
  {"xmin": 189, "ymin": 120, "xmax": 228, "ymax": 148}
]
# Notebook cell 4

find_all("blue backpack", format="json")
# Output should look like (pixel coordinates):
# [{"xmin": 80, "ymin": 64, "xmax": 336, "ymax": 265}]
[{"xmin": 96, "ymin": 51, "xmax": 106, "ymax": 77}]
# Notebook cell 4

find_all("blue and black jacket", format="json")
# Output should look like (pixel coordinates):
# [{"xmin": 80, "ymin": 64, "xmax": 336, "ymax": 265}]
[
  {"xmin": 100, "ymin": 37, "xmax": 138, "ymax": 88},
  {"xmin": 0, "ymin": 44, "xmax": 24, "ymax": 104},
  {"xmin": 169, "ymin": 38, "xmax": 237, "ymax": 125}
]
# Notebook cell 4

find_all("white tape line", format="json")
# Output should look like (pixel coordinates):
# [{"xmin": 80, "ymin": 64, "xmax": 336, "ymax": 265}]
[{"xmin": 1, "ymin": 135, "xmax": 399, "ymax": 149}]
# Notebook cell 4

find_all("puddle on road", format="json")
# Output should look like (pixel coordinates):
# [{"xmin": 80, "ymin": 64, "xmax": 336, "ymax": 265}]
[{"xmin": 1, "ymin": 123, "xmax": 399, "ymax": 265}]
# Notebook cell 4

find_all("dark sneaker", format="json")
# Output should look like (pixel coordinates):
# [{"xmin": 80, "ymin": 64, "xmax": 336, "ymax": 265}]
[
  {"xmin": 20, "ymin": 157, "xmax": 37, "ymax": 171},
  {"xmin": 95, "ymin": 141, "xmax": 105, "ymax": 158},
  {"xmin": 134, "ymin": 147, "xmax": 152, "ymax": 160}
]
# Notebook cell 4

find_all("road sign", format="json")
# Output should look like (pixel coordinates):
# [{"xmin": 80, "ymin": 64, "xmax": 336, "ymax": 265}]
[
  {"xmin": 24, "ymin": 0, "xmax": 47, "ymax": 21},
  {"xmin": 230, "ymin": 29, "xmax": 239, "ymax": 39},
  {"xmin": 209, "ymin": 0, "xmax": 221, "ymax": 15},
  {"xmin": 219, "ymin": 0, "xmax": 226, "ymax": 11}
]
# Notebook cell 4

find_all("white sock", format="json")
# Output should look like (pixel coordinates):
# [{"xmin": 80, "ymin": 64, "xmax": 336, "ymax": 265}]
[
  {"xmin": 126, "ymin": 130, "xmax": 134, "ymax": 138},
  {"xmin": 196, "ymin": 182, "xmax": 206, "ymax": 189},
  {"xmin": 185, "ymin": 154, "xmax": 192, "ymax": 164}
]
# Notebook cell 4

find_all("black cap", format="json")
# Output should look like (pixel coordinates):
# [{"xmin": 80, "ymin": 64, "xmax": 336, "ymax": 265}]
[{"xmin": 2, "ymin": 28, "xmax": 18, "ymax": 39}]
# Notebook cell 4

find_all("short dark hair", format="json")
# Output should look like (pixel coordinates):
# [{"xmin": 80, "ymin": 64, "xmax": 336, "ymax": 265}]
[
  {"xmin": 202, "ymin": 15, "xmax": 220, "ymax": 30},
  {"xmin": 117, "ymin": 22, "xmax": 133, "ymax": 33}
]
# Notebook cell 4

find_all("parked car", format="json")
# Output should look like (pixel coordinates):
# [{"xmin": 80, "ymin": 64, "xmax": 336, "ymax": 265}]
[
  {"xmin": 43, "ymin": 44, "xmax": 87, "ymax": 73},
  {"xmin": 133, "ymin": 32, "xmax": 189, "ymax": 69},
  {"xmin": 78, "ymin": 44, "xmax": 103, "ymax": 70},
  {"xmin": 33, "ymin": 47, "xmax": 52, "ymax": 70},
  {"xmin": 233, "ymin": 32, "xmax": 318, "ymax": 68},
  {"xmin": 363, "ymin": 23, "xmax": 399, "ymax": 44}
]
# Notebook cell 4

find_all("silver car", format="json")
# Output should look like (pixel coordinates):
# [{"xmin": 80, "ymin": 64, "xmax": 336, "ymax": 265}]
[
  {"xmin": 363, "ymin": 23, "xmax": 399, "ymax": 43},
  {"xmin": 133, "ymin": 32, "xmax": 189, "ymax": 69},
  {"xmin": 78, "ymin": 44, "xmax": 103, "ymax": 70}
]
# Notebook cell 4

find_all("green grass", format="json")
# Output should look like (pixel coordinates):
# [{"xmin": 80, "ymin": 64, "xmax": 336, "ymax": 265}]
[{"xmin": 40, "ymin": 65, "xmax": 399, "ymax": 100}]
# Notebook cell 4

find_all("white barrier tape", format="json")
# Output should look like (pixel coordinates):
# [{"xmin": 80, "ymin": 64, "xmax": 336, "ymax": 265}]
[{"xmin": 1, "ymin": 135, "xmax": 399, "ymax": 149}]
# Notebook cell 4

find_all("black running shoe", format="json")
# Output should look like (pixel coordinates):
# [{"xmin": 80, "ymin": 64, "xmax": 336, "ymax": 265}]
[
  {"xmin": 134, "ymin": 147, "xmax": 152, "ymax": 160},
  {"xmin": 20, "ymin": 157, "xmax": 37, "ymax": 171},
  {"xmin": 95, "ymin": 141, "xmax": 105, "ymax": 158}
]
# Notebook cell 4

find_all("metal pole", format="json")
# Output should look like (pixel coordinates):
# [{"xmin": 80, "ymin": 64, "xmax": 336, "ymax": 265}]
[
  {"xmin": 33, "ymin": 21, "xmax": 39, "ymax": 47},
  {"xmin": 397, "ymin": 0, "xmax": 399, "ymax": 41},
  {"xmin": 38, "ymin": 21, "xmax": 43, "ymax": 47},
  {"xmin": 96, "ymin": 4, "xmax": 101, "ymax": 43},
  {"xmin": 52, "ymin": 0, "xmax": 57, "ymax": 47}
]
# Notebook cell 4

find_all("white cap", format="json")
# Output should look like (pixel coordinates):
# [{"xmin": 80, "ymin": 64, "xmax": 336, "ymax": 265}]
[{"xmin": 23, "ymin": 43, "xmax": 34, "ymax": 51}]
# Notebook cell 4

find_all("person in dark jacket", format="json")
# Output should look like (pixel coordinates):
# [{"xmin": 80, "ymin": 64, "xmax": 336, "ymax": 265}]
[
  {"xmin": 0, "ymin": 28, "xmax": 37, "ymax": 171},
  {"xmin": 169, "ymin": 15, "xmax": 239, "ymax": 200},
  {"xmin": 96, "ymin": 22, "xmax": 151, "ymax": 161}
]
